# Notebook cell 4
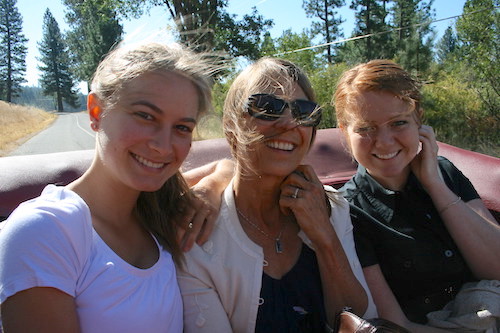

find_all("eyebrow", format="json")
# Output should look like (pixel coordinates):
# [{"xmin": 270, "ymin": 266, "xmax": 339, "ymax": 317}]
[
  {"xmin": 353, "ymin": 112, "xmax": 411, "ymax": 126},
  {"xmin": 131, "ymin": 100, "xmax": 197, "ymax": 124},
  {"xmin": 386, "ymin": 113, "xmax": 411, "ymax": 121},
  {"xmin": 131, "ymin": 100, "xmax": 164, "ymax": 114}
]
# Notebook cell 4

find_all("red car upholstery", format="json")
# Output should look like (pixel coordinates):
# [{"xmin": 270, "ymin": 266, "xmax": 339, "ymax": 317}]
[{"xmin": 1, "ymin": 128, "xmax": 499, "ymax": 221}]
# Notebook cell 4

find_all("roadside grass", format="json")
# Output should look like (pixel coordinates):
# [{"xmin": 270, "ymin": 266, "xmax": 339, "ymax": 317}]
[{"xmin": 0, "ymin": 101, "xmax": 58, "ymax": 156}]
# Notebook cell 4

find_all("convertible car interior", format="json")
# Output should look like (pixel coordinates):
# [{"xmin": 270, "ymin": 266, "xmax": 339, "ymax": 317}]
[{"xmin": 1, "ymin": 128, "xmax": 499, "ymax": 222}]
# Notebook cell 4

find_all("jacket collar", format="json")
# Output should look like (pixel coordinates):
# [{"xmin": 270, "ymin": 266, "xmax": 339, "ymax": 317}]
[{"xmin": 354, "ymin": 164, "xmax": 423, "ymax": 223}]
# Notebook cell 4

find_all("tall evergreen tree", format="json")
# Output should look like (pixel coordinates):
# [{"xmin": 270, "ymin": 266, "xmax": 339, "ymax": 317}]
[
  {"xmin": 38, "ymin": 9, "xmax": 79, "ymax": 112},
  {"xmin": 302, "ymin": 0, "xmax": 345, "ymax": 64},
  {"xmin": 341, "ymin": 0, "xmax": 394, "ymax": 63},
  {"xmin": 435, "ymin": 26, "xmax": 458, "ymax": 63},
  {"xmin": 0, "ymin": 0, "xmax": 27, "ymax": 102},
  {"xmin": 456, "ymin": 0, "xmax": 499, "ymax": 116},
  {"xmin": 63, "ymin": 0, "xmax": 123, "ymax": 89},
  {"xmin": 391, "ymin": 0, "xmax": 435, "ymax": 73}
]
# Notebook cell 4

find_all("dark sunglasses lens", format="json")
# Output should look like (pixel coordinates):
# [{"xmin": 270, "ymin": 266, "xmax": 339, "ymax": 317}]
[
  {"xmin": 248, "ymin": 95, "xmax": 286, "ymax": 121},
  {"xmin": 293, "ymin": 100, "xmax": 322, "ymax": 126}
]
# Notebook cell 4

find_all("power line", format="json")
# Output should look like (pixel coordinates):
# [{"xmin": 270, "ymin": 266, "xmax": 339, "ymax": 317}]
[{"xmin": 274, "ymin": 6, "xmax": 499, "ymax": 56}]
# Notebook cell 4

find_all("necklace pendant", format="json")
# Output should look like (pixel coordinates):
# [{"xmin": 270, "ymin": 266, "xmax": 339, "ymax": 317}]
[{"xmin": 275, "ymin": 239, "xmax": 283, "ymax": 254}]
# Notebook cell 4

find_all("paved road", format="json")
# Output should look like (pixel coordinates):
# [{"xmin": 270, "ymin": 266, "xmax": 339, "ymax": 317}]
[{"xmin": 9, "ymin": 112, "xmax": 95, "ymax": 156}]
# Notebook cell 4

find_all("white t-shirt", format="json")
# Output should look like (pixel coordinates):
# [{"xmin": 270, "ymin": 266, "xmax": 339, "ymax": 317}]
[{"xmin": 0, "ymin": 185, "xmax": 183, "ymax": 333}]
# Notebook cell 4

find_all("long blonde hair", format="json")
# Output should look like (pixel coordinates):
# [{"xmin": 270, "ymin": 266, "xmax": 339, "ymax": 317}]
[
  {"xmin": 223, "ymin": 57, "xmax": 318, "ymax": 167},
  {"xmin": 90, "ymin": 42, "xmax": 217, "ymax": 265}
]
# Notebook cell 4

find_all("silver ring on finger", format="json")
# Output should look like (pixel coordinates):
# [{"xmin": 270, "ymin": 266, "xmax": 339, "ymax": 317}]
[
  {"xmin": 292, "ymin": 187, "xmax": 299, "ymax": 199},
  {"xmin": 188, "ymin": 222, "xmax": 194, "ymax": 229}
]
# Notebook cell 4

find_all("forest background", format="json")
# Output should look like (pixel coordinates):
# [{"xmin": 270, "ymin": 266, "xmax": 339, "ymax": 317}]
[{"xmin": 0, "ymin": 0, "xmax": 498, "ymax": 156}]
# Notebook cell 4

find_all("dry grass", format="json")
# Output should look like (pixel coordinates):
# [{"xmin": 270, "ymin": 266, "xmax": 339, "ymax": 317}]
[{"xmin": 0, "ymin": 101, "xmax": 57, "ymax": 156}]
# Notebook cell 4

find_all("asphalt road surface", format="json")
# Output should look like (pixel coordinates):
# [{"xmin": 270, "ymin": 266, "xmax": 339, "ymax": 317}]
[{"xmin": 9, "ymin": 112, "xmax": 95, "ymax": 156}]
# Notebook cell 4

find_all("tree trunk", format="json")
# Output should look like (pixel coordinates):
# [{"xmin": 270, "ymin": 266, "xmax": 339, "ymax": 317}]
[{"xmin": 324, "ymin": 0, "xmax": 332, "ymax": 63}]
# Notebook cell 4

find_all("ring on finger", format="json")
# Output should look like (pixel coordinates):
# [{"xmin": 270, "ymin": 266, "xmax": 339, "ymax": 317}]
[
  {"xmin": 188, "ymin": 222, "xmax": 194, "ymax": 229},
  {"xmin": 292, "ymin": 187, "xmax": 299, "ymax": 199}
]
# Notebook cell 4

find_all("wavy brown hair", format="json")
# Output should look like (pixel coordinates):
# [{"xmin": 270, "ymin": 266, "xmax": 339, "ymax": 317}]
[{"xmin": 334, "ymin": 59, "xmax": 423, "ymax": 129}]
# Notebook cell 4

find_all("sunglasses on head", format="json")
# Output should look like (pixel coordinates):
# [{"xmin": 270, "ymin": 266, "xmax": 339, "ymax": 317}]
[{"xmin": 246, "ymin": 93, "xmax": 322, "ymax": 127}]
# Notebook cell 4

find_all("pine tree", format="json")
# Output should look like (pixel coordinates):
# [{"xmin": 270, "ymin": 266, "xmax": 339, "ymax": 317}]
[
  {"xmin": 435, "ymin": 26, "xmax": 458, "ymax": 64},
  {"xmin": 38, "ymin": 9, "xmax": 79, "ymax": 112},
  {"xmin": 339, "ymin": 0, "xmax": 394, "ymax": 63},
  {"xmin": 302, "ymin": 0, "xmax": 345, "ymax": 64},
  {"xmin": 391, "ymin": 0, "xmax": 435, "ymax": 73},
  {"xmin": 456, "ymin": 0, "xmax": 499, "ymax": 116},
  {"xmin": 0, "ymin": 0, "xmax": 28, "ymax": 102},
  {"xmin": 64, "ymin": 0, "xmax": 123, "ymax": 89}
]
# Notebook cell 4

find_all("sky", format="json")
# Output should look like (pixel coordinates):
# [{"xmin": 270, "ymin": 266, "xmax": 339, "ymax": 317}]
[{"xmin": 17, "ymin": 0, "xmax": 466, "ymax": 92}]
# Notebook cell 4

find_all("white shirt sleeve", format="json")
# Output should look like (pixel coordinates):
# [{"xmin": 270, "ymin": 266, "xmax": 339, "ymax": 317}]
[{"xmin": 0, "ymin": 185, "xmax": 92, "ymax": 302}]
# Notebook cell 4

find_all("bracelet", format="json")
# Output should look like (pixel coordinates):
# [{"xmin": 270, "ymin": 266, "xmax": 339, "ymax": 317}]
[{"xmin": 439, "ymin": 196, "xmax": 461, "ymax": 214}]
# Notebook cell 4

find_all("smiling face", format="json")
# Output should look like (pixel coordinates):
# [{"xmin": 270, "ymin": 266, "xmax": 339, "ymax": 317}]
[
  {"xmin": 90, "ymin": 71, "xmax": 199, "ymax": 192},
  {"xmin": 244, "ymin": 83, "xmax": 314, "ymax": 178},
  {"xmin": 344, "ymin": 90, "xmax": 420, "ymax": 190}
]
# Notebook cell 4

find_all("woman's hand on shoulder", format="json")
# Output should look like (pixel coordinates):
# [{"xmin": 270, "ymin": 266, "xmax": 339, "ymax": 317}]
[
  {"xmin": 411, "ymin": 125, "xmax": 444, "ymax": 190},
  {"xmin": 279, "ymin": 165, "xmax": 334, "ymax": 241},
  {"xmin": 176, "ymin": 186, "xmax": 219, "ymax": 252},
  {"xmin": 177, "ymin": 159, "xmax": 234, "ymax": 251}
]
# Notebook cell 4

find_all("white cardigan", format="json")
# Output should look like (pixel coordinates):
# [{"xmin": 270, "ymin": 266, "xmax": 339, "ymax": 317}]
[{"xmin": 177, "ymin": 180, "xmax": 377, "ymax": 333}]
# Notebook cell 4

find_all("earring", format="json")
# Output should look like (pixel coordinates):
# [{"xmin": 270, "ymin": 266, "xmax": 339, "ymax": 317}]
[{"xmin": 91, "ymin": 122, "xmax": 98, "ymax": 130}]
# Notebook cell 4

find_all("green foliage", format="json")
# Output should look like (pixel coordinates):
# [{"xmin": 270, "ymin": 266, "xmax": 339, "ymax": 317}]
[
  {"xmin": 130, "ymin": 0, "xmax": 273, "ymax": 61},
  {"xmin": 0, "ymin": 0, "xmax": 27, "ymax": 102},
  {"xmin": 422, "ymin": 66, "xmax": 499, "ymax": 156},
  {"xmin": 212, "ymin": 7, "xmax": 274, "ymax": 60},
  {"xmin": 337, "ymin": 0, "xmax": 435, "ymax": 72},
  {"xmin": 231, "ymin": 7, "xmax": 274, "ymax": 60},
  {"xmin": 340, "ymin": 0, "xmax": 394, "ymax": 62},
  {"xmin": 211, "ymin": 78, "xmax": 234, "ymax": 117},
  {"xmin": 309, "ymin": 63, "xmax": 350, "ymax": 128},
  {"xmin": 302, "ymin": 0, "xmax": 345, "ymax": 63},
  {"xmin": 455, "ymin": 0, "xmax": 499, "ymax": 118},
  {"xmin": 194, "ymin": 76, "xmax": 233, "ymax": 140},
  {"xmin": 267, "ymin": 29, "xmax": 322, "ymax": 73},
  {"xmin": 64, "ymin": 0, "xmax": 123, "ymax": 86},
  {"xmin": 391, "ymin": 0, "xmax": 435, "ymax": 73},
  {"xmin": 38, "ymin": 9, "xmax": 79, "ymax": 111},
  {"xmin": 435, "ymin": 26, "xmax": 458, "ymax": 63}
]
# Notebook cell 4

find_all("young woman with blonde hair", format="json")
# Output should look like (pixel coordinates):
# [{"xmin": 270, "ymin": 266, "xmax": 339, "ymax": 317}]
[{"xmin": 0, "ymin": 42, "xmax": 217, "ymax": 332}]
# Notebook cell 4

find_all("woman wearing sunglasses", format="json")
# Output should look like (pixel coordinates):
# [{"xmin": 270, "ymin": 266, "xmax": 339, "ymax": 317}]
[{"xmin": 177, "ymin": 57, "xmax": 377, "ymax": 333}]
